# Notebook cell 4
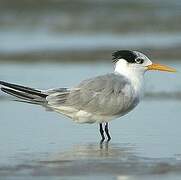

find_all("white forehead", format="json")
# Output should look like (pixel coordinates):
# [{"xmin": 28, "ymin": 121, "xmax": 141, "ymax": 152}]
[
  {"xmin": 133, "ymin": 51, "xmax": 149, "ymax": 60},
  {"xmin": 133, "ymin": 51, "xmax": 152, "ymax": 66}
]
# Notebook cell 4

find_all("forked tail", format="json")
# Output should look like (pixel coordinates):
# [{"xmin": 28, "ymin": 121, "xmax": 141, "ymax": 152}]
[{"xmin": 0, "ymin": 81, "xmax": 48, "ymax": 104}]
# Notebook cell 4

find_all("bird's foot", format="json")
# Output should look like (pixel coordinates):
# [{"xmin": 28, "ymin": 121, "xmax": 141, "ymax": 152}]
[
  {"xmin": 100, "ymin": 136, "xmax": 105, "ymax": 143},
  {"xmin": 106, "ymin": 136, "xmax": 111, "ymax": 142}
]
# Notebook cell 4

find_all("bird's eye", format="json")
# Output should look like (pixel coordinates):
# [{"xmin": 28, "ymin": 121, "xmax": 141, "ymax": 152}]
[{"xmin": 135, "ymin": 58, "xmax": 144, "ymax": 64}]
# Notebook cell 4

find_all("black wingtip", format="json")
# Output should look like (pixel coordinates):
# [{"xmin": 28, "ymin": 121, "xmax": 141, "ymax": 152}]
[
  {"xmin": 0, "ymin": 80, "xmax": 48, "ymax": 100},
  {"xmin": 0, "ymin": 81, "xmax": 5, "ymax": 85},
  {"xmin": 0, "ymin": 81, "xmax": 47, "ymax": 98},
  {"xmin": 1, "ymin": 87, "xmax": 34, "ymax": 100}
]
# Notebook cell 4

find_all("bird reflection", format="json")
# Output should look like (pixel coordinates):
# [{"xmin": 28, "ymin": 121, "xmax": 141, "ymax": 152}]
[
  {"xmin": 44, "ymin": 142, "xmax": 135, "ymax": 163},
  {"xmin": 32, "ymin": 143, "xmax": 136, "ymax": 176},
  {"xmin": 99, "ymin": 141, "xmax": 109, "ymax": 150},
  {"xmin": 13, "ymin": 143, "xmax": 179, "ymax": 177}
]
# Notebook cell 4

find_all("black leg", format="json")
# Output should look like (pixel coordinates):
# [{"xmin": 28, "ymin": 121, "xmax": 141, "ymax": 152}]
[
  {"xmin": 105, "ymin": 122, "xmax": 111, "ymax": 141},
  {"xmin": 99, "ymin": 123, "xmax": 105, "ymax": 143}
]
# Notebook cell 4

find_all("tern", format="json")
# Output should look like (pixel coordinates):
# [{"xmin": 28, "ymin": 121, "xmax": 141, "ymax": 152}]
[{"xmin": 0, "ymin": 50, "xmax": 176, "ymax": 142}]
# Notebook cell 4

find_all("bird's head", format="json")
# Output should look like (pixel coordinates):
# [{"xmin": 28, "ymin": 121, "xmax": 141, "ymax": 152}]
[{"xmin": 113, "ymin": 50, "xmax": 176, "ymax": 77}]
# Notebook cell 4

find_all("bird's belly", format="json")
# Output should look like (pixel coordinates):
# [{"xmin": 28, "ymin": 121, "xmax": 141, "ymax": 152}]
[
  {"xmin": 74, "ymin": 111, "xmax": 115, "ymax": 124},
  {"xmin": 51, "ymin": 106, "xmax": 114, "ymax": 124}
]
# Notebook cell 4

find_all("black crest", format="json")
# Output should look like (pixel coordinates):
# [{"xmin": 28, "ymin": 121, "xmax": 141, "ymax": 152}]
[{"xmin": 112, "ymin": 50, "xmax": 137, "ymax": 63}]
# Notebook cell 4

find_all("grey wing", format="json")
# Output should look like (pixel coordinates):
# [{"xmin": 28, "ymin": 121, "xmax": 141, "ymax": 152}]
[{"xmin": 46, "ymin": 73, "xmax": 134, "ymax": 116}]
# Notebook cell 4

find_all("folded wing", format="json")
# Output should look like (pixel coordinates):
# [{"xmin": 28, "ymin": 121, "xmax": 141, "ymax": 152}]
[{"xmin": 47, "ymin": 73, "xmax": 133, "ymax": 116}]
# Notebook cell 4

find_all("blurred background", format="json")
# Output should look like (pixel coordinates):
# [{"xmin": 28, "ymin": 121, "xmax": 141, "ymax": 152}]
[
  {"xmin": 0, "ymin": 0, "xmax": 181, "ymax": 179},
  {"xmin": 1, "ymin": 0, "xmax": 181, "ymax": 62}
]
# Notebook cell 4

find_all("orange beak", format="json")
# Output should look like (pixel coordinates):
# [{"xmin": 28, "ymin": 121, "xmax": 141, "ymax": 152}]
[{"xmin": 147, "ymin": 63, "xmax": 176, "ymax": 72}]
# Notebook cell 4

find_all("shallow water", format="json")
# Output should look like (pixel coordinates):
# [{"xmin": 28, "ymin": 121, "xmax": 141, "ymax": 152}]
[{"xmin": 0, "ymin": 61, "xmax": 181, "ymax": 179}]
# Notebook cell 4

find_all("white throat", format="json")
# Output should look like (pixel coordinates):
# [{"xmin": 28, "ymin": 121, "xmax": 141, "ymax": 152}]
[{"xmin": 114, "ymin": 59, "xmax": 145, "ymax": 97}]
